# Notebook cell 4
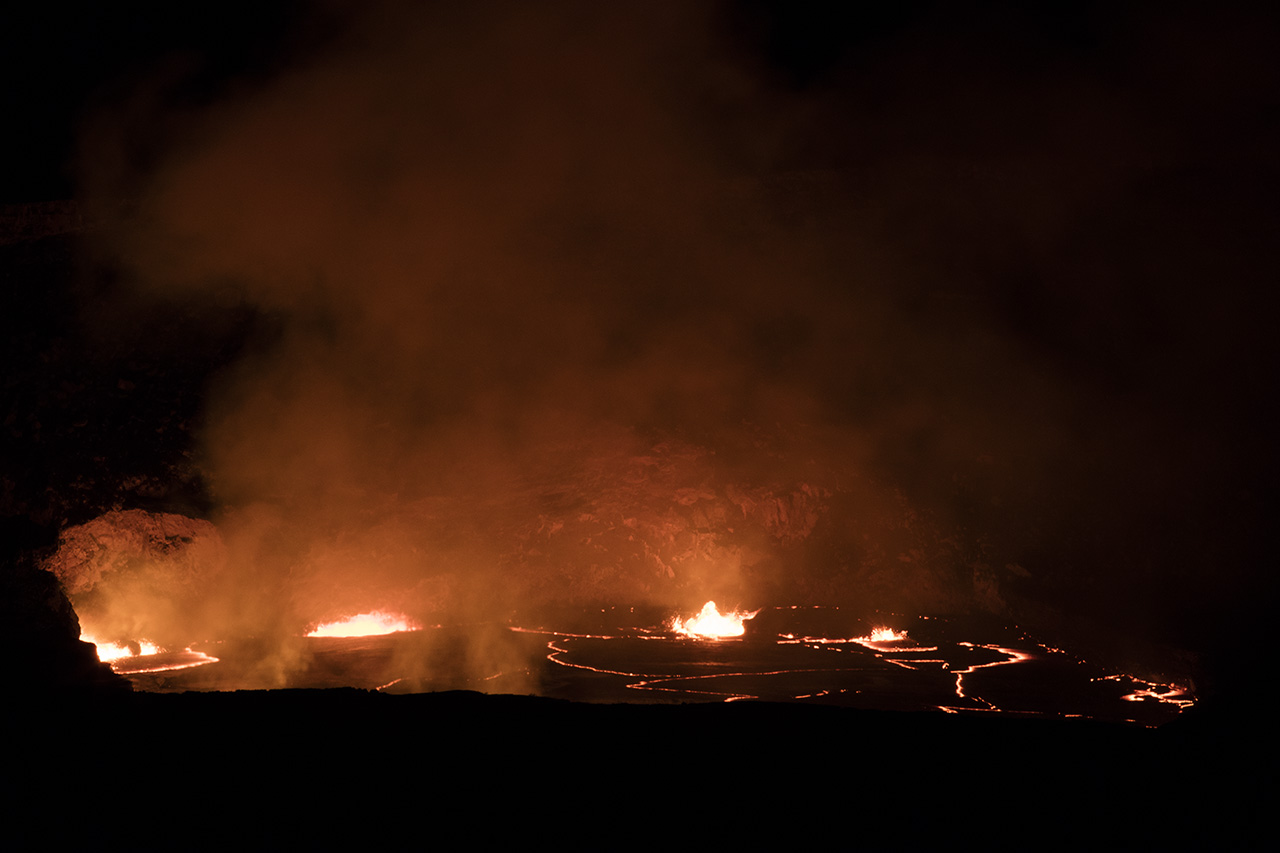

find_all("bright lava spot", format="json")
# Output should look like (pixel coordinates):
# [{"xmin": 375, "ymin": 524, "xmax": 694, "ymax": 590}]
[
  {"xmin": 81, "ymin": 633, "xmax": 218, "ymax": 674},
  {"xmin": 1094, "ymin": 673, "xmax": 1195, "ymax": 710},
  {"xmin": 860, "ymin": 627, "xmax": 908, "ymax": 643},
  {"xmin": 82, "ymin": 634, "xmax": 159, "ymax": 662},
  {"xmin": 307, "ymin": 611, "xmax": 419, "ymax": 638},
  {"xmin": 669, "ymin": 601, "xmax": 759, "ymax": 639}
]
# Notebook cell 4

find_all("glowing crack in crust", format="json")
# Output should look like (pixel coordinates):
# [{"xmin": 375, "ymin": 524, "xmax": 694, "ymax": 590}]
[
  {"xmin": 1093, "ymin": 673, "xmax": 1195, "ymax": 712},
  {"xmin": 519, "ymin": 606, "xmax": 1195, "ymax": 722},
  {"xmin": 80, "ymin": 601, "xmax": 1194, "ymax": 721},
  {"xmin": 537, "ymin": 634, "xmax": 852, "ymax": 702},
  {"xmin": 938, "ymin": 642, "xmax": 1037, "ymax": 713}
]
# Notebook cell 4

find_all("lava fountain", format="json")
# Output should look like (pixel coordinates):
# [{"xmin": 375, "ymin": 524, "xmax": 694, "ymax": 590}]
[
  {"xmin": 858, "ymin": 626, "xmax": 909, "ymax": 644},
  {"xmin": 669, "ymin": 601, "xmax": 760, "ymax": 639}
]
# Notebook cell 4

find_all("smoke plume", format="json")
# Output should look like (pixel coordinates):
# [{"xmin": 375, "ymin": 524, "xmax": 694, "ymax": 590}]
[{"xmin": 71, "ymin": 2, "xmax": 1277, "ymax": 688}]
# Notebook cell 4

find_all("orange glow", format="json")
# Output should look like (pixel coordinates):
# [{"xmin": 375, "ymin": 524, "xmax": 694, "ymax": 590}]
[
  {"xmin": 82, "ymin": 634, "xmax": 160, "ymax": 662},
  {"xmin": 669, "ymin": 601, "xmax": 759, "ymax": 639},
  {"xmin": 81, "ymin": 633, "xmax": 218, "ymax": 674},
  {"xmin": 1095, "ymin": 673, "xmax": 1196, "ymax": 710},
  {"xmin": 306, "ymin": 611, "xmax": 419, "ymax": 638},
  {"xmin": 943, "ymin": 641, "xmax": 1037, "ymax": 712},
  {"xmin": 860, "ymin": 626, "xmax": 908, "ymax": 643}
]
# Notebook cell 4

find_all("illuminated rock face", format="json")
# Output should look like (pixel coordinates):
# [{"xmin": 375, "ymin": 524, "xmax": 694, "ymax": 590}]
[
  {"xmin": 42, "ymin": 509, "xmax": 227, "ymax": 654},
  {"xmin": 44, "ymin": 510, "xmax": 224, "ymax": 598}
]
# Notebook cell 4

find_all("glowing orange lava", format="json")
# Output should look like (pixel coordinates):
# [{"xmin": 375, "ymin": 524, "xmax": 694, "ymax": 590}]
[
  {"xmin": 669, "ymin": 601, "xmax": 759, "ymax": 639},
  {"xmin": 82, "ymin": 634, "xmax": 159, "ymax": 662},
  {"xmin": 859, "ymin": 627, "xmax": 908, "ymax": 643},
  {"xmin": 942, "ymin": 641, "xmax": 1036, "ymax": 712},
  {"xmin": 307, "ymin": 611, "xmax": 419, "ymax": 638},
  {"xmin": 1095, "ymin": 673, "xmax": 1195, "ymax": 710},
  {"xmin": 81, "ymin": 633, "xmax": 219, "ymax": 674}
]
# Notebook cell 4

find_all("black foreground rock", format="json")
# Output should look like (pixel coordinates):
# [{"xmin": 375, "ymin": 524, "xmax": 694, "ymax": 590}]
[{"xmin": 7, "ymin": 687, "xmax": 1266, "ymax": 848}]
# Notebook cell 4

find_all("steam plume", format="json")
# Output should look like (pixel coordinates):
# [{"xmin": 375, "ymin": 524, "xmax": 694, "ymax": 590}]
[{"xmin": 71, "ymin": 2, "xmax": 1277, "ymax": 688}]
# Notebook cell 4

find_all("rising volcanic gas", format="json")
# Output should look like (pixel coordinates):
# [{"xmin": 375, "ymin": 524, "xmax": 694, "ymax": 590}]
[{"xmin": 28, "ymin": 0, "xmax": 1274, "ymax": 700}]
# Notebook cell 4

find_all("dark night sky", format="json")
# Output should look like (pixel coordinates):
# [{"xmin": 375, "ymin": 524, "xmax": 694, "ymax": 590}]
[
  {"xmin": 4, "ymin": 2, "xmax": 1278, "ymax": 693},
  {"xmin": 1, "ymin": 1, "xmax": 1171, "ymax": 200}
]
